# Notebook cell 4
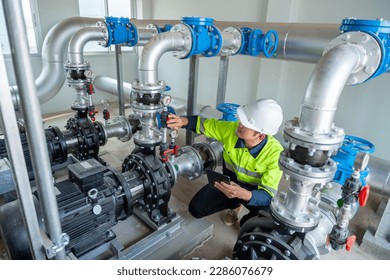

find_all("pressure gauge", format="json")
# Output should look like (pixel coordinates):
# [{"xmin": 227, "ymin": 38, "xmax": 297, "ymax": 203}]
[{"xmin": 162, "ymin": 95, "xmax": 172, "ymax": 106}]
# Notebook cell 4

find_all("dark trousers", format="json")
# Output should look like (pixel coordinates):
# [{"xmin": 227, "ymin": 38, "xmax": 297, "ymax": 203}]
[{"xmin": 188, "ymin": 184, "xmax": 271, "ymax": 226}]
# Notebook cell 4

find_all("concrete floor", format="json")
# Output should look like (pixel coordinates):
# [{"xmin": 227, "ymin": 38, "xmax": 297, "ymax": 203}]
[{"xmin": 0, "ymin": 101, "xmax": 388, "ymax": 260}]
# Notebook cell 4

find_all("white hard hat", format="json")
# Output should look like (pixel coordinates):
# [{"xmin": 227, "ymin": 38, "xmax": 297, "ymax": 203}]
[{"xmin": 236, "ymin": 99, "xmax": 283, "ymax": 135}]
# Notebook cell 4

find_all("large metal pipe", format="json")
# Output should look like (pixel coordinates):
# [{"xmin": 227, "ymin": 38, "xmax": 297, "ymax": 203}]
[
  {"xmin": 8, "ymin": 18, "xmax": 341, "ymax": 107},
  {"xmin": 2, "ymin": 0, "xmax": 66, "ymax": 259},
  {"xmin": 132, "ymin": 20, "xmax": 340, "ymax": 63},
  {"xmin": 94, "ymin": 75, "xmax": 133, "ymax": 97},
  {"xmin": 9, "ymin": 17, "xmax": 103, "ymax": 104},
  {"xmin": 366, "ymin": 155, "xmax": 390, "ymax": 197},
  {"xmin": 68, "ymin": 26, "xmax": 107, "ymax": 64},
  {"xmin": 138, "ymin": 31, "xmax": 192, "ymax": 85},
  {"xmin": 299, "ymin": 44, "xmax": 364, "ymax": 133},
  {"xmin": 0, "ymin": 47, "xmax": 45, "ymax": 259}
]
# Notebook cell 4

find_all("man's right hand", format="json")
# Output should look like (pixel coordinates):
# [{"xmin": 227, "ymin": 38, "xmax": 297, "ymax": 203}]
[{"xmin": 166, "ymin": 114, "xmax": 188, "ymax": 129}]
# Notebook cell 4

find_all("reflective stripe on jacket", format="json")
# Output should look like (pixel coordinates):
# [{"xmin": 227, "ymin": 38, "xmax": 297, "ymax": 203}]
[{"xmin": 196, "ymin": 117, "xmax": 283, "ymax": 197}]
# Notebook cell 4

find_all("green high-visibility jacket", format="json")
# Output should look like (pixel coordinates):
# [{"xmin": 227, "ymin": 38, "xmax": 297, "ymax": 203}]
[{"xmin": 196, "ymin": 117, "xmax": 283, "ymax": 197}]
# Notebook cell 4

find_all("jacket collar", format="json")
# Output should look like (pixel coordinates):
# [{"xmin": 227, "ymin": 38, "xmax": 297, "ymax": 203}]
[{"xmin": 234, "ymin": 136, "xmax": 268, "ymax": 158}]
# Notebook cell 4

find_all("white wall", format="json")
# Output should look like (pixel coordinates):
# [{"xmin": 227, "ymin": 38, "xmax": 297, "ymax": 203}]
[{"xmin": 148, "ymin": 0, "xmax": 390, "ymax": 161}]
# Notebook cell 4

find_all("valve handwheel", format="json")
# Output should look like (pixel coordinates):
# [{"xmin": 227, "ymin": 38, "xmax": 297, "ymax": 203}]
[
  {"xmin": 216, "ymin": 103, "xmax": 239, "ymax": 113},
  {"xmin": 262, "ymin": 30, "xmax": 278, "ymax": 58},
  {"xmin": 342, "ymin": 135, "xmax": 375, "ymax": 154}
]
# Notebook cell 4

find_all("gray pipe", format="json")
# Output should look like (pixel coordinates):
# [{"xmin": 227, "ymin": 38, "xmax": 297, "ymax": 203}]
[
  {"xmin": 2, "ymin": 0, "xmax": 65, "ymax": 259},
  {"xmin": 94, "ymin": 75, "xmax": 133, "ymax": 99},
  {"xmin": 0, "ymin": 47, "xmax": 45, "ymax": 259},
  {"xmin": 299, "ymin": 44, "xmax": 364, "ymax": 133},
  {"xmin": 132, "ymin": 20, "xmax": 340, "ymax": 63},
  {"xmin": 366, "ymin": 155, "xmax": 390, "ymax": 197},
  {"xmin": 9, "ymin": 18, "xmax": 341, "ymax": 106},
  {"xmin": 68, "ymin": 26, "xmax": 107, "ymax": 64},
  {"xmin": 138, "ymin": 31, "xmax": 192, "ymax": 85},
  {"xmin": 9, "ymin": 17, "xmax": 103, "ymax": 104}
]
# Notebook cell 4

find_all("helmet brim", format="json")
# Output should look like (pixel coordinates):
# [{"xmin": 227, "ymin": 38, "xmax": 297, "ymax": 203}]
[{"xmin": 236, "ymin": 106, "xmax": 260, "ymax": 133}]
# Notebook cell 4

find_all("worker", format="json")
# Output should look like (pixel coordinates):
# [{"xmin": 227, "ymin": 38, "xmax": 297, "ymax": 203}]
[{"xmin": 166, "ymin": 99, "xmax": 284, "ymax": 226}]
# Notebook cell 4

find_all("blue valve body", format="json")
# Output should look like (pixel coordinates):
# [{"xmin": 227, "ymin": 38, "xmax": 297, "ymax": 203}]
[
  {"xmin": 340, "ymin": 18, "xmax": 390, "ymax": 80},
  {"xmin": 239, "ymin": 27, "xmax": 278, "ymax": 57},
  {"xmin": 217, "ymin": 103, "xmax": 240, "ymax": 122},
  {"xmin": 332, "ymin": 135, "xmax": 375, "ymax": 186},
  {"xmin": 105, "ymin": 16, "xmax": 138, "ymax": 47},
  {"xmin": 181, "ymin": 17, "xmax": 222, "ymax": 58}
]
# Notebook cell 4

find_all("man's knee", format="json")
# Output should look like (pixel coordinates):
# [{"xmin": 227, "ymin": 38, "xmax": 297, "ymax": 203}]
[{"xmin": 188, "ymin": 201, "xmax": 205, "ymax": 218}]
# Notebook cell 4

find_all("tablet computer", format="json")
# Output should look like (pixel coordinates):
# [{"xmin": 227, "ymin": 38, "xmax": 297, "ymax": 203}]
[{"xmin": 206, "ymin": 169, "xmax": 231, "ymax": 187}]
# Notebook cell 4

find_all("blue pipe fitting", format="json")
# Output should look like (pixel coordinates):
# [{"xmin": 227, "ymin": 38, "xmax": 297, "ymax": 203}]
[
  {"xmin": 217, "ymin": 103, "xmax": 240, "ymax": 122},
  {"xmin": 159, "ymin": 24, "xmax": 173, "ymax": 33},
  {"xmin": 238, "ymin": 27, "xmax": 252, "ymax": 55},
  {"xmin": 239, "ymin": 27, "xmax": 278, "ymax": 57},
  {"xmin": 181, "ymin": 17, "xmax": 222, "ymax": 58},
  {"xmin": 332, "ymin": 135, "xmax": 375, "ymax": 186},
  {"xmin": 340, "ymin": 18, "xmax": 390, "ymax": 79},
  {"xmin": 105, "ymin": 16, "xmax": 138, "ymax": 47}
]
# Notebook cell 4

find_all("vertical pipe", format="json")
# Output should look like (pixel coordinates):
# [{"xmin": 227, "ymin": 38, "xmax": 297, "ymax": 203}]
[
  {"xmin": 299, "ymin": 44, "xmax": 361, "ymax": 133},
  {"xmin": 2, "ymin": 0, "xmax": 65, "ymax": 259},
  {"xmin": 0, "ymin": 49, "xmax": 45, "ymax": 260},
  {"xmin": 186, "ymin": 55, "xmax": 200, "ymax": 146},
  {"xmin": 216, "ymin": 56, "xmax": 230, "ymax": 105},
  {"xmin": 115, "ymin": 45, "xmax": 125, "ymax": 116}
]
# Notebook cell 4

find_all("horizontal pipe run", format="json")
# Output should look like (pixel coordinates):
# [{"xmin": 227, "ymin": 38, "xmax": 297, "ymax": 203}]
[{"xmin": 132, "ymin": 20, "xmax": 340, "ymax": 63}]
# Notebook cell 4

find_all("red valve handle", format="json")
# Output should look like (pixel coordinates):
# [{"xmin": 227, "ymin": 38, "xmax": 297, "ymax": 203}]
[
  {"xmin": 346, "ymin": 235, "xmax": 356, "ymax": 251},
  {"xmin": 358, "ymin": 185, "xmax": 370, "ymax": 207}
]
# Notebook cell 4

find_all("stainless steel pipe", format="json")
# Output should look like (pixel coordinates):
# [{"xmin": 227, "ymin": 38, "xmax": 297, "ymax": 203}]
[
  {"xmin": 9, "ymin": 17, "xmax": 103, "ymax": 104},
  {"xmin": 138, "ymin": 31, "xmax": 192, "ymax": 85},
  {"xmin": 2, "ymin": 0, "xmax": 65, "ymax": 259},
  {"xmin": 68, "ymin": 26, "xmax": 108, "ymax": 64},
  {"xmin": 0, "ymin": 46, "xmax": 45, "ymax": 260},
  {"xmin": 299, "ymin": 44, "xmax": 364, "ymax": 133},
  {"xmin": 132, "ymin": 20, "xmax": 340, "ymax": 63}
]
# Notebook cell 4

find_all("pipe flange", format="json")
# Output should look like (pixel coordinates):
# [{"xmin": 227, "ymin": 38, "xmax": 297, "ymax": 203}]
[
  {"xmin": 96, "ymin": 21, "xmax": 109, "ymax": 45},
  {"xmin": 324, "ymin": 31, "xmax": 381, "ymax": 85},
  {"xmin": 270, "ymin": 193, "xmax": 322, "ymax": 232},
  {"xmin": 131, "ymin": 103, "xmax": 164, "ymax": 114},
  {"xmin": 193, "ymin": 140, "xmax": 223, "ymax": 171},
  {"xmin": 133, "ymin": 132, "xmax": 162, "ymax": 146},
  {"xmin": 279, "ymin": 153, "xmax": 337, "ymax": 184},
  {"xmin": 170, "ymin": 23, "xmax": 193, "ymax": 59},
  {"xmin": 284, "ymin": 118, "xmax": 344, "ymax": 152},
  {"xmin": 132, "ymin": 79, "xmax": 166, "ymax": 92},
  {"xmin": 112, "ymin": 115, "xmax": 132, "ymax": 142},
  {"xmin": 169, "ymin": 145, "xmax": 204, "ymax": 181},
  {"xmin": 221, "ymin": 26, "xmax": 243, "ymax": 56}
]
